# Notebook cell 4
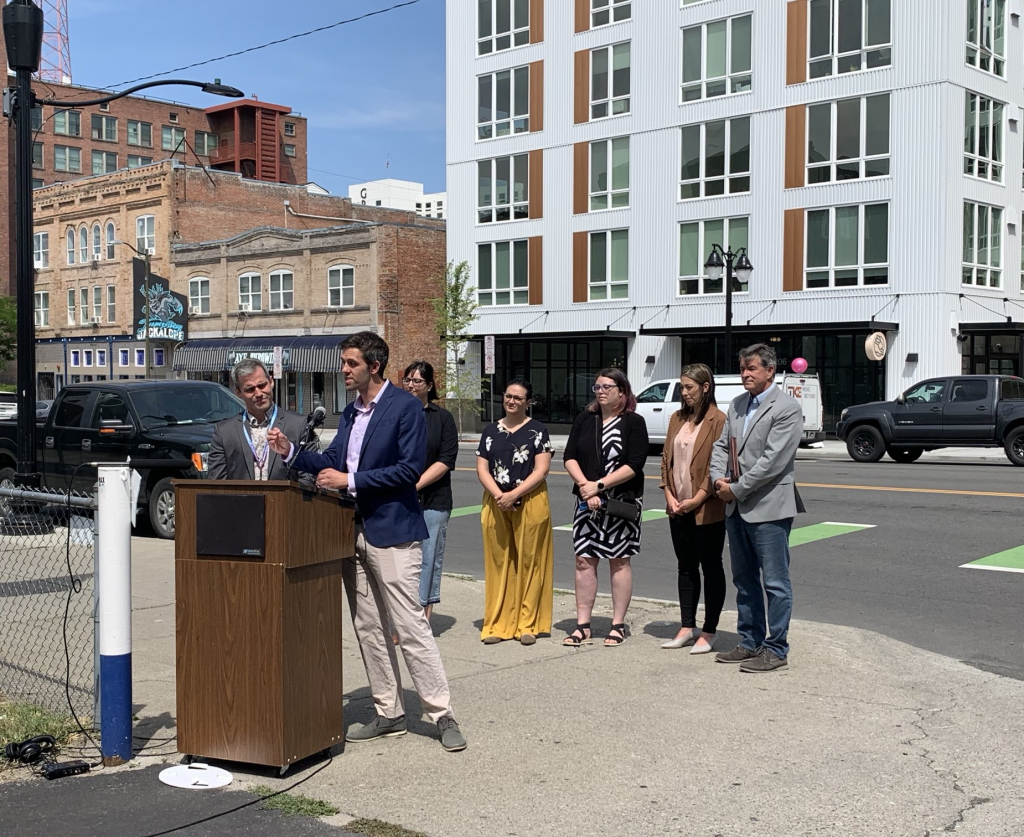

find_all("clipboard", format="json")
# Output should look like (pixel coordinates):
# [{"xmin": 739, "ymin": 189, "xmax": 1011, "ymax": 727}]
[{"xmin": 729, "ymin": 435, "xmax": 741, "ymax": 480}]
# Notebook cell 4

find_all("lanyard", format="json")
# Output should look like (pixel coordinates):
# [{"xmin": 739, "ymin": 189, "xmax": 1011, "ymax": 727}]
[{"xmin": 243, "ymin": 405, "xmax": 278, "ymax": 471}]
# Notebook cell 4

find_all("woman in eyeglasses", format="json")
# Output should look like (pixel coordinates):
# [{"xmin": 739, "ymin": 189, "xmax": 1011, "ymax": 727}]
[
  {"xmin": 475, "ymin": 377, "xmax": 554, "ymax": 645},
  {"xmin": 562, "ymin": 368, "xmax": 649, "ymax": 647}
]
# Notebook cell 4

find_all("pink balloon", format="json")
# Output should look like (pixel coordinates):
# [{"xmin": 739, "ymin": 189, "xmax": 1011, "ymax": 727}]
[{"xmin": 791, "ymin": 357, "xmax": 808, "ymax": 374}]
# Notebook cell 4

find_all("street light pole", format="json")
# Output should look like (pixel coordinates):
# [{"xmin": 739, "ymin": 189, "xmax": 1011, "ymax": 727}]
[
  {"xmin": 144, "ymin": 251, "xmax": 151, "ymax": 378},
  {"xmin": 704, "ymin": 245, "xmax": 754, "ymax": 372}
]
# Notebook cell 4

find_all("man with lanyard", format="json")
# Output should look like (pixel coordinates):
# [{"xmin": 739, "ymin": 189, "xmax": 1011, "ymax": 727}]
[{"xmin": 208, "ymin": 357, "xmax": 314, "ymax": 482}]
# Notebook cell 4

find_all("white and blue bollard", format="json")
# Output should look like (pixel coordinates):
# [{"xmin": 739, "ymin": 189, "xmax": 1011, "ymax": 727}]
[{"xmin": 96, "ymin": 464, "xmax": 133, "ymax": 765}]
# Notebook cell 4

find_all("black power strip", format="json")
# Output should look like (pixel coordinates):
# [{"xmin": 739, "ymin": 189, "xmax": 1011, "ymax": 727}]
[{"xmin": 41, "ymin": 760, "xmax": 90, "ymax": 780}]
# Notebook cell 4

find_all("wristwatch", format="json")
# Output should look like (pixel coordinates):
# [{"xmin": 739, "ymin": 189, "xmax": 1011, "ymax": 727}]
[{"xmin": 596, "ymin": 480, "xmax": 605, "ymax": 492}]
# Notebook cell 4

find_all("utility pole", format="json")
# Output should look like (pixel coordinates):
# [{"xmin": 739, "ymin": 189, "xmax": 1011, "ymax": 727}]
[{"xmin": 144, "ymin": 251, "xmax": 151, "ymax": 378}]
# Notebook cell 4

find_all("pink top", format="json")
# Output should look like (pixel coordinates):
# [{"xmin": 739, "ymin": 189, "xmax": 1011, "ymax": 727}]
[
  {"xmin": 346, "ymin": 379, "xmax": 390, "ymax": 495},
  {"xmin": 672, "ymin": 419, "xmax": 703, "ymax": 502}
]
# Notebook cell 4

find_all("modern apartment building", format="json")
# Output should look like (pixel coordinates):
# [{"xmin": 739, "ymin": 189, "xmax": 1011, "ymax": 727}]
[
  {"xmin": 446, "ymin": 0, "xmax": 1024, "ymax": 429},
  {"xmin": 349, "ymin": 178, "xmax": 447, "ymax": 219}
]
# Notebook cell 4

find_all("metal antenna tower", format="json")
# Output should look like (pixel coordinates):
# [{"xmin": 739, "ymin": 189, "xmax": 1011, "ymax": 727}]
[{"xmin": 37, "ymin": 0, "xmax": 70, "ymax": 83}]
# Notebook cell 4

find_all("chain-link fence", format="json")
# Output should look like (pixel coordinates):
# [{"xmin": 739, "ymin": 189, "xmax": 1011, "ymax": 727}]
[{"xmin": 0, "ymin": 484, "xmax": 96, "ymax": 722}]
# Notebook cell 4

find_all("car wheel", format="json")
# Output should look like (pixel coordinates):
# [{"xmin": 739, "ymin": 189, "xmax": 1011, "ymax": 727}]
[
  {"xmin": 148, "ymin": 477, "xmax": 176, "ymax": 539},
  {"xmin": 1004, "ymin": 427, "xmax": 1024, "ymax": 467},
  {"xmin": 887, "ymin": 446, "xmax": 923, "ymax": 464},
  {"xmin": 846, "ymin": 425, "xmax": 885, "ymax": 463}
]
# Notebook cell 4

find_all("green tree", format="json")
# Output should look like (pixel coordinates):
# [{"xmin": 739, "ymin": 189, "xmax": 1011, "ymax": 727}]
[
  {"xmin": 429, "ymin": 261, "xmax": 480, "ymax": 437},
  {"xmin": 0, "ymin": 297, "xmax": 18, "ymax": 372}
]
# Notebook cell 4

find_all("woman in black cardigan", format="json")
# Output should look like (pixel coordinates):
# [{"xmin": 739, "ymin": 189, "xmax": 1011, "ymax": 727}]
[{"xmin": 562, "ymin": 368, "xmax": 649, "ymax": 646}]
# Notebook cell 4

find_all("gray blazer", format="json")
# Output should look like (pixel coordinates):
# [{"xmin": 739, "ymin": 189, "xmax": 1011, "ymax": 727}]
[
  {"xmin": 208, "ymin": 408, "xmax": 312, "ymax": 481},
  {"xmin": 709, "ymin": 385, "xmax": 805, "ymax": 523}
]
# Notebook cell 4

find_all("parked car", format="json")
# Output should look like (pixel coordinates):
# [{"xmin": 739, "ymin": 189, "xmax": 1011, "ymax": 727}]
[
  {"xmin": 0, "ymin": 393, "xmax": 16, "ymax": 420},
  {"xmin": 636, "ymin": 373, "xmax": 825, "ymax": 445},
  {"xmin": 35, "ymin": 400, "xmax": 53, "ymax": 419},
  {"xmin": 0, "ymin": 380, "xmax": 245, "ymax": 537},
  {"xmin": 836, "ymin": 375, "xmax": 1024, "ymax": 465}
]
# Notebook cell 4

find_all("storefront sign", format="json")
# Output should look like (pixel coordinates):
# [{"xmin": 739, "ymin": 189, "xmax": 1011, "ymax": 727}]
[
  {"xmin": 133, "ymin": 258, "xmax": 187, "ymax": 343},
  {"xmin": 864, "ymin": 331, "xmax": 887, "ymax": 362},
  {"xmin": 227, "ymin": 348, "xmax": 292, "ymax": 370}
]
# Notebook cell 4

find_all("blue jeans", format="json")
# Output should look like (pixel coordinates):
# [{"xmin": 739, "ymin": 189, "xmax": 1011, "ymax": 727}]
[
  {"xmin": 418, "ymin": 509, "xmax": 451, "ymax": 607},
  {"xmin": 725, "ymin": 514, "xmax": 793, "ymax": 658}
]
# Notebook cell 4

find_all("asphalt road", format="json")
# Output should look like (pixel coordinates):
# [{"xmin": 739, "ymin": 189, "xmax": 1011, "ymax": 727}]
[{"xmin": 442, "ymin": 449, "xmax": 1024, "ymax": 680}]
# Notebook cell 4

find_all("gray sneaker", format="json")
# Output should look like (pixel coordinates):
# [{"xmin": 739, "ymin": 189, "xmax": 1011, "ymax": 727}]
[
  {"xmin": 740, "ymin": 649, "xmax": 788, "ymax": 673},
  {"xmin": 345, "ymin": 714, "xmax": 407, "ymax": 743},
  {"xmin": 437, "ymin": 716, "xmax": 467, "ymax": 752},
  {"xmin": 715, "ymin": 645, "xmax": 761, "ymax": 664}
]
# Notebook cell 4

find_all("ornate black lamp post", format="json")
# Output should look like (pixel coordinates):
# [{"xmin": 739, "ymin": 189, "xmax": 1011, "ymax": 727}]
[{"xmin": 704, "ymin": 244, "xmax": 754, "ymax": 369}]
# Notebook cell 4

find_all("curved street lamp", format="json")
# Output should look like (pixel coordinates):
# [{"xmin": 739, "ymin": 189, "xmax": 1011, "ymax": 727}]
[
  {"xmin": 704, "ymin": 244, "xmax": 754, "ymax": 370},
  {"xmin": 2, "ymin": 0, "xmax": 243, "ymax": 480}
]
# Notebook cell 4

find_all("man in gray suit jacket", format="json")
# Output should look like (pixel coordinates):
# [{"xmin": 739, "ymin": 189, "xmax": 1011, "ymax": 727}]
[
  {"xmin": 208, "ymin": 358, "xmax": 315, "ymax": 481},
  {"xmin": 710, "ymin": 343, "xmax": 804, "ymax": 672}
]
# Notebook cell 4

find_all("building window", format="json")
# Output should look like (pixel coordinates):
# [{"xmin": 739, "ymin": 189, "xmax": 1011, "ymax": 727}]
[
  {"xmin": 681, "ymin": 14, "xmax": 752, "ymax": 101},
  {"xmin": 79, "ymin": 226, "xmax": 88, "ymax": 263},
  {"xmin": 963, "ymin": 92, "xmax": 1003, "ymax": 182},
  {"xmin": 32, "ymin": 142, "xmax": 43, "ymax": 169},
  {"xmin": 127, "ymin": 155, "xmax": 153, "ymax": 168},
  {"xmin": 33, "ymin": 232, "xmax": 49, "ymax": 269},
  {"xmin": 327, "ymin": 265, "xmax": 354, "ymax": 307},
  {"xmin": 34, "ymin": 292, "xmax": 49, "ymax": 327},
  {"xmin": 106, "ymin": 285, "xmax": 116, "ymax": 322},
  {"xmin": 477, "ymin": 154, "xmax": 529, "ymax": 223},
  {"xmin": 91, "ymin": 150, "xmax": 118, "ymax": 175},
  {"xmin": 119, "ymin": 348, "xmax": 130, "ymax": 367},
  {"xmin": 53, "ymin": 109, "xmax": 81, "ymax": 137},
  {"xmin": 83, "ymin": 350, "xmax": 93, "ymax": 367},
  {"xmin": 80, "ymin": 288, "xmax": 88, "ymax": 325},
  {"xmin": 589, "ymin": 230, "xmax": 628, "ymax": 301},
  {"xmin": 238, "ymin": 273, "xmax": 262, "ymax": 311},
  {"xmin": 284, "ymin": 121, "xmax": 296, "ymax": 136},
  {"xmin": 67, "ymin": 289, "xmax": 76, "ymax": 325},
  {"xmin": 70, "ymin": 350, "xmax": 80, "ymax": 367},
  {"xmin": 66, "ymin": 230, "xmax": 76, "ymax": 265},
  {"xmin": 136, "ymin": 215, "xmax": 155, "ymax": 255},
  {"xmin": 32, "ymin": 178, "xmax": 43, "ymax": 189},
  {"xmin": 135, "ymin": 348, "xmax": 145, "ymax": 367},
  {"xmin": 680, "ymin": 117, "xmax": 750, "ymax": 200},
  {"xmin": 591, "ymin": 42, "xmax": 630, "ymax": 119},
  {"xmin": 96, "ymin": 349, "xmax": 107, "ymax": 368},
  {"xmin": 477, "ymin": 66, "xmax": 530, "ymax": 140},
  {"xmin": 962, "ymin": 201, "xmax": 1002, "ymax": 288},
  {"xmin": 194, "ymin": 131, "xmax": 218, "ymax": 155},
  {"xmin": 127, "ymin": 120, "xmax": 152, "ymax": 147},
  {"xmin": 161, "ymin": 125, "xmax": 186, "ymax": 152},
  {"xmin": 105, "ymin": 222, "xmax": 116, "ymax": 259},
  {"xmin": 269, "ymin": 270, "xmax": 294, "ymax": 311},
  {"xmin": 92, "ymin": 286, "xmax": 102, "ymax": 322},
  {"xmin": 54, "ymin": 145, "xmax": 82, "ymax": 173},
  {"xmin": 153, "ymin": 348, "xmax": 165, "ymax": 368},
  {"xmin": 283, "ymin": 144, "xmax": 296, "ymax": 157},
  {"xmin": 169, "ymin": 112, "xmax": 178, "ymax": 123},
  {"xmin": 809, "ymin": 0, "xmax": 891, "ymax": 78},
  {"xmin": 477, "ymin": 240, "xmax": 529, "ymax": 306},
  {"xmin": 806, "ymin": 203, "xmax": 889, "ymax": 288},
  {"xmin": 966, "ymin": 0, "xmax": 1005, "ymax": 76},
  {"xmin": 189, "ymin": 278, "xmax": 210, "ymax": 314},
  {"xmin": 1021, "ymin": 212, "xmax": 1024, "ymax": 292},
  {"xmin": 30, "ymin": 106, "xmax": 42, "ymax": 131},
  {"xmin": 91, "ymin": 114, "xmax": 117, "ymax": 142},
  {"xmin": 678, "ymin": 217, "xmax": 749, "ymax": 295},
  {"xmin": 807, "ymin": 93, "xmax": 889, "ymax": 184},
  {"xmin": 592, "ymin": 0, "xmax": 630, "ymax": 28},
  {"xmin": 477, "ymin": 0, "xmax": 530, "ymax": 56},
  {"xmin": 91, "ymin": 224, "xmax": 101, "ymax": 260},
  {"xmin": 590, "ymin": 136, "xmax": 629, "ymax": 210}
]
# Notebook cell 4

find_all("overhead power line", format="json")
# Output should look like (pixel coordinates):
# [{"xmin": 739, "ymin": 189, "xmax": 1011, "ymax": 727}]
[{"xmin": 104, "ymin": 0, "xmax": 425, "ymax": 90}]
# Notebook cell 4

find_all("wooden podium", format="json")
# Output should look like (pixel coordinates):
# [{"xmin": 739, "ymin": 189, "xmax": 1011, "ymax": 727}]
[{"xmin": 173, "ymin": 479, "xmax": 353, "ymax": 771}]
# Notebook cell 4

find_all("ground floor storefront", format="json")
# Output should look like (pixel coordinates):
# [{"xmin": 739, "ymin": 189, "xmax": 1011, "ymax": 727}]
[{"xmin": 35, "ymin": 336, "xmax": 175, "ymax": 398}]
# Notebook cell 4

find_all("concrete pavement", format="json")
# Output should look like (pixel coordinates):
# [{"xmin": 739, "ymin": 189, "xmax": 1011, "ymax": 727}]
[{"xmin": 41, "ymin": 536, "xmax": 1018, "ymax": 836}]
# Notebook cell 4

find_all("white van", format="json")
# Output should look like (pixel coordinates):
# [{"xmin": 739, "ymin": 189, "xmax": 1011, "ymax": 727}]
[{"xmin": 635, "ymin": 374, "xmax": 824, "ymax": 445}]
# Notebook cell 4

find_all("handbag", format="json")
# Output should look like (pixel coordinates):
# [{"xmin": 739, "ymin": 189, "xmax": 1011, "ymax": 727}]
[{"xmin": 591, "ymin": 413, "xmax": 641, "ymax": 525}]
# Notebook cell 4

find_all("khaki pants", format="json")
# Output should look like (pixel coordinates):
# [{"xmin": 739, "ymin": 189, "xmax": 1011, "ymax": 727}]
[{"xmin": 343, "ymin": 524, "xmax": 453, "ymax": 723}]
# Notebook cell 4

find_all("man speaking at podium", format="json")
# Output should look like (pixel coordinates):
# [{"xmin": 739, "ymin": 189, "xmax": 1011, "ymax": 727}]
[{"xmin": 267, "ymin": 332, "xmax": 467, "ymax": 753}]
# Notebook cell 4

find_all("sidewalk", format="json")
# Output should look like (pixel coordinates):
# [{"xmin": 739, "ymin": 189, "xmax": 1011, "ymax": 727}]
[{"xmin": 29, "ymin": 537, "xmax": 1014, "ymax": 836}]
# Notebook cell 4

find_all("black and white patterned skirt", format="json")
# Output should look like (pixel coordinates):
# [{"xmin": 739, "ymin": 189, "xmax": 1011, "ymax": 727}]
[{"xmin": 571, "ymin": 497, "xmax": 643, "ymax": 561}]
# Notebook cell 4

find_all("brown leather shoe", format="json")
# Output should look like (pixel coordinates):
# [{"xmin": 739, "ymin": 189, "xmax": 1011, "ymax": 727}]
[
  {"xmin": 519, "ymin": 633, "xmax": 536, "ymax": 646},
  {"xmin": 740, "ymin": 649, "xmax": 789, "ymax": 672},
  {"xmin": 715, "ymin": 645, "xmax": 761, "ymax": 664}
]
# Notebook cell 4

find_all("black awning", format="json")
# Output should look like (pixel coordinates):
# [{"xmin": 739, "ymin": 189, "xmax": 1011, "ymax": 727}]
[
  {"xmin": 959, "ymin": 321, "xmax": 1024, "ymax": 334},
  {"xmin": 173, "ymin": 335, "xmax": 347, "ymax": 373},
  {"xmin": 639, "ymin": 320, "xmax": 899, "ymax": 337},
  {"xmin": 479, "ymin": 330, "xmax": 634, "ymax": 340}
]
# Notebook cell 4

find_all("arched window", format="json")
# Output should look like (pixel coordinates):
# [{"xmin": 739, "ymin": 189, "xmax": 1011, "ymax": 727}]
[
  {"xmin": 91, "ymin": 224, "xmax": 101, "ymax": 260},
  {"xmin": 66, "ymin": 229, "xmax": 76, "ymax": 265},
  {"xmin": 78, "ymin": 226, "xmax": 88, "ymax": 263},
  {"xmin": 327, "ymin": 264, "xmax": 354, "ymax": 307},
  {"xmin": 105, "ymin": 222, "xmax": 116, "ymax": 259}
]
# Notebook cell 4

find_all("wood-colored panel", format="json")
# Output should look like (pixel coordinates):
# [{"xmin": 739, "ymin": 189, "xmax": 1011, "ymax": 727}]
[
  {"xmin": 784, "ymin": 105, "xmax": 806, "ymax": 190},
  {"xmin": 530, "ymin": 0, "xmax": 544, "ymax": 43},
  {"xmin": 783, "ymin": 208, "xmax": 805, "ymax": 292},
  {"xmin": 786, "ymin": 0, "xmax": 808, "ymax": 86},
  {"xmin": 572, "ymin": 231, "xmax": 589, "ymax": 303},
  {"xmin": 573, "ymin": 142, "xmax": 589, "ymax": 215},
  {"xmin": 529, "ymin": 148, "xmax": 543, "ymax": 219},
  {"xmin": 574, "ymin": 0, "xmax": 589, "ymax": 33},
  {"xmin": 528, "ymin": 236, "xmax": 543, "ymax": 305},
  {"xmin": 573, "ymin": 50, "xmax": 590, "ymax": 125},
  {"xmin": 529, "ymin": 60, "xmax": 544, "ymax": 133}
]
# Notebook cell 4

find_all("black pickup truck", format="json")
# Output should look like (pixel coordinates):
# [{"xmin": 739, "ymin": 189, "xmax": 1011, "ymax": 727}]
[
  {"xmin": 836, "ymin": 374, "xmax": 1024, "ymax": 465},
  {"xmin": 0, "ymin": 380, "xmax": 244, "ymax": 537}
]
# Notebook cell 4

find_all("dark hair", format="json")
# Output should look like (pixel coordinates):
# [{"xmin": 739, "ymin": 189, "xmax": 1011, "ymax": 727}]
[
  {"xmin": 341, "ymin": 331, "xmax": 389, "ymax": 375},
  {"xmin": 677, "ymin": 363, "xmax": 716, "ymax": 425},
  {"xmin": 504, "ymin": 377, "xmax": 533, "ymax": 401},
  {"xmin": 230, "ymin": 357, "xmax": 270, "ymax": 392},
  {"xmin": 404, "ymin": 360, "xmax": 437, "ymax": 401},
  {"xmin": 739, "ymin": 343, "xmax": 777, "ymax": 372},
  {"xmin": 585, "ymin": 367, "xmax": 636, "ymax": 414}
]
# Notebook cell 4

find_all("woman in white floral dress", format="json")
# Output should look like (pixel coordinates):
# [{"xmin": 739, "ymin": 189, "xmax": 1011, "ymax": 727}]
[{"xmin": 475, "ymin": 378, "xmax": 554, "ymax": 645}]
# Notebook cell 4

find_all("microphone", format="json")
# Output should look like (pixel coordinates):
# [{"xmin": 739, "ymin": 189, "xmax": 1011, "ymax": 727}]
[
  {"xmin": 310, "ymin": 405, "xmax": 327, "ymax": 430},
  {"xmin": 290, "ymin": 406, "xmax": 327, "ymax": 484}
]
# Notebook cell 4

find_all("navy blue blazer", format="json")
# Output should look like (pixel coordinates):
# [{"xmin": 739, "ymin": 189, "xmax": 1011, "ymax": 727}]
[{"xmin": 291, "ymin": 382, "xmax": 428, "ymax": 548}]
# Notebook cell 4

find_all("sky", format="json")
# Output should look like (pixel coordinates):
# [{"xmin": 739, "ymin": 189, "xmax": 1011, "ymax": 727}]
[{"xmin": 66, "ymin": 0, "xmax": 447, "ymax": 195}]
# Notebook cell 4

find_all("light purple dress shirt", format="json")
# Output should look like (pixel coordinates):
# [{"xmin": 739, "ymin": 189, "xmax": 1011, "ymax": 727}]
[{"xmin": 345, "ymin": 379, "xmax": 390, "ymax": 495}]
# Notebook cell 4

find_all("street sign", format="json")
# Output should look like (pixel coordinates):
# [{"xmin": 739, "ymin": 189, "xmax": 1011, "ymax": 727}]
[
  {"xmin": 484, "ymin": 335, "xmax": 495, "ymax": 375},
  {"xmin": 864, "ymin": 332, "xmax": 887, "ymax": 362},
  {"xmin": 273, "ymin": 346, "xmax": 283, "ymax": 379}
]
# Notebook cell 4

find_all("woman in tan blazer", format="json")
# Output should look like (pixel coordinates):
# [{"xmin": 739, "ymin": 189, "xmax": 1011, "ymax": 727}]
[{"xmin": 659, "ymin": 363, "xmax": 727, "ymax": 654}]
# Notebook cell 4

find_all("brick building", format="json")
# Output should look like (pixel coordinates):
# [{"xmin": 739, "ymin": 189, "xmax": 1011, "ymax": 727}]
[{"xmin": 30, "ymin": 161, "xmax": 446, "ymax": 413}]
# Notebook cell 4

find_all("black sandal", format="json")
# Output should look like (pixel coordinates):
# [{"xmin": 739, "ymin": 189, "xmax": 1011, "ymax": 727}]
[
  {"xmin": 604, "ymin": 623, "xmax": 627, "ymax": 646},
  {"xmin": 562, "ymin": 623, "xmax": 593, "ymax": 647}
]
